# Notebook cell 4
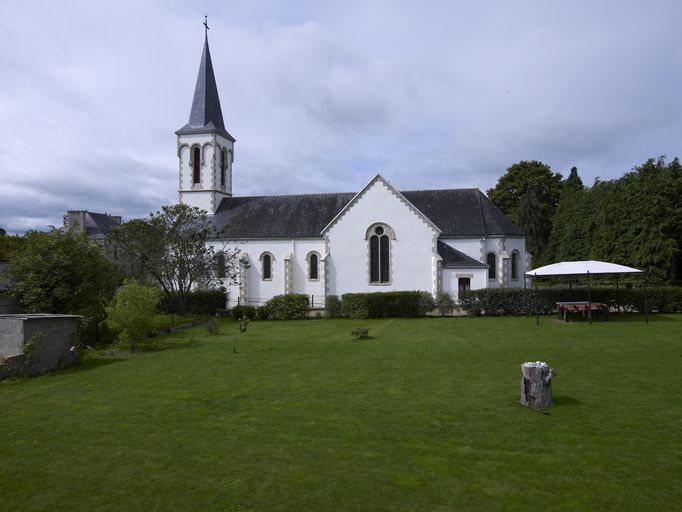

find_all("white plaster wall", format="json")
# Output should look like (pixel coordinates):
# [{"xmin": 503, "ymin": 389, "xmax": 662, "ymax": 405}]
[
  {"xmin": 177, "ymin": 133, "xmax": 234, "ymax": 213},
  {"xmin": 441, "ymin": 238, "xmax": 485, "ymax": 262},
  {"xmin": 504, "ymin": 237, "xmax": 526, "ymax": 288},
  {"xmin": 442, "ymin": 268, "xmax": 488, "ymax": 301},
  {"xmin": 290, "ymin": 239, "xmax": 326, "ymax": 306},
  {"xmin": 325, "ymin": 179, "xmax": 439, "ymax": 296}
]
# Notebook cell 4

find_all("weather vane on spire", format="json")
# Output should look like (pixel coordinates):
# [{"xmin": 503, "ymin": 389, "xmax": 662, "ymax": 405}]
[{"xmin": 204, "ymin": 15, "xmax": 209, "ymax": 37}]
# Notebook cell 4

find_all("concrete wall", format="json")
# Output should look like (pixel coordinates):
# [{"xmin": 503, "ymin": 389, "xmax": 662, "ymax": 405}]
[{"xmin": 0, "ymin": 314, "xmax": 81, "ymax": 379}]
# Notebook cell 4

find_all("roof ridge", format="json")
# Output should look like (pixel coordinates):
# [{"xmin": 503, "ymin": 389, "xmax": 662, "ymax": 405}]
[
  {"xmin": 231, "ymin": 191, "xmax": 356, "ymax": 199},
  {"xmin": 400, "ymin": 187, "xmax": 481, "ymax": 193}
]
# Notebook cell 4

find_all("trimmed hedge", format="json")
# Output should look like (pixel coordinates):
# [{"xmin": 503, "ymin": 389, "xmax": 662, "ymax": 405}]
[
  {"xmin": 458, "ymin": 286, "xmax": 682, "ymax": 316},
  {"xmin": 159, "ymin": 289, "xmax": 227, "ymax": 315},
  {"xmin": 232, "ymin": 305, "xmax": 257, "ymax": 321},
  {"xmin": 325, "ymin": 295, "xmax": 342, "ymax": 318},
  {"xmin": 340, "ymin": 291, "xmax": 434, "ymax": 319},
  {"xmin": 259, "ymin": 294, "xmax": 310, "ymax": 320}
]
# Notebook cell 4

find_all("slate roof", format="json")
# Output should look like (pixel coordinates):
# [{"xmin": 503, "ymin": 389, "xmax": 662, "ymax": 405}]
[
  {"xmin": 86, "ymin": 212, "xmax": 121, "ymax": 237},
  {"xmin": 437, "ymin": 241, "xmax": 487, "ymax": 269},
  {"xmin": 211, "ymin": 188, "xmax": 523, "ymax": 239},
  {"xmin": 176, "ymin": 36, "xmax": 235, "ymax": 142}
]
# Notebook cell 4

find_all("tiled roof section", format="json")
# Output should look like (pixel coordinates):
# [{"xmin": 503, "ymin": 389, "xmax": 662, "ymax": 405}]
[
  {"xmin": 402, "ymin": 189, "xmax": 524, "ymax": 237},
  {"xmin": 211, "ymin": 188, "xmax": 524, "ymax": 238},
  {"xmin": 87, "ymin": 212, "xmax": 121, "ymax": 237},
  {"xmin": 211, "ymin": 192, "xmax": 356, "ymax": 238},
  {"xmin": 176, "ymin": 36, "xmax": 235, "ymax": 142},
  {"xmin": 437, "ymin": 241, "xmax": 487, "ymax": 268}
]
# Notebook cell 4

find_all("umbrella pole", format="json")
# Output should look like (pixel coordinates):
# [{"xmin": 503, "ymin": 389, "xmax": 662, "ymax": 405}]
[
  {"xmin": 535, "ymin": 278, "xmax": 539, "ymax": 326},
  {"xmin": 587, "ymin": 271, "xmax": 592, "ymax": 325}
]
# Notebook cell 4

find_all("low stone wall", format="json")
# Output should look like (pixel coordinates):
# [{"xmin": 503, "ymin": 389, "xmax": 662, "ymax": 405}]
[{"xmin": 0, "ymin": 314, "xmax": 82, "ymax": 379}]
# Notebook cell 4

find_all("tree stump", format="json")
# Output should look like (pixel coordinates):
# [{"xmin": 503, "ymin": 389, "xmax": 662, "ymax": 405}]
[{"xmin": 520, "ymin": 361, "xmax": 555, "ymax": 409}]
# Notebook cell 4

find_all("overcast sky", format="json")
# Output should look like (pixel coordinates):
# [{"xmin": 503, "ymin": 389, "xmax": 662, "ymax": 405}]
[{"xmin": 1, "ymin": 0, "xmax": 681, "ymax": 233}]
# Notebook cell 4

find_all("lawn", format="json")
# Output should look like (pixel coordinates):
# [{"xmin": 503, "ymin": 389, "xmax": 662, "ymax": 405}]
[{"xmin": 1, "ymin": 314, "xmax": 681, "ymax": 511}]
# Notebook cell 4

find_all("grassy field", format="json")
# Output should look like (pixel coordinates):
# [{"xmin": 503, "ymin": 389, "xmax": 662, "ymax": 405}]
[{"xmin": 1, "ymin": 314, "xmax": 681, "ymax": 511}]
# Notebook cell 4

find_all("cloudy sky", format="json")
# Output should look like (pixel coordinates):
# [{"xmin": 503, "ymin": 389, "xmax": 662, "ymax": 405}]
[{"xmin": 1, "ymin": 0, "xmax": 680, "ymax": 233}]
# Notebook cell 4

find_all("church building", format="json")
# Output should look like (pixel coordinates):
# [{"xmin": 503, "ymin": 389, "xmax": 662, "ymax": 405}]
[{"xmin": 176, "ymin": 32, "xmax": 530, "ymax": 308}]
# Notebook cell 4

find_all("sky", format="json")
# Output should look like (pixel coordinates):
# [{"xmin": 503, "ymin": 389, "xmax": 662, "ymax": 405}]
[{"xmin": 1, "ymin": 0, "xmax": 681, "ymax": 233}]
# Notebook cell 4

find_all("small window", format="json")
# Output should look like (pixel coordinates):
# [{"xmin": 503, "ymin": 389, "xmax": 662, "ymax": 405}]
[
  {"xmin": 261, "ymin": 253, "xmax": 272, "ymax": 280},
  {"xmin": 193, "ymin": 147, "xmax": 201, "ymax": 184},
  {"xmin": 487, "ymin": 253, "xmax": 496, "ymax": 279},
  {"xmin": 216, "ymin": 253, "xmax": 226, "ymax": 279},
  {"xmin": 511, "ymin": 251, "xmax": 519, "ymax": 280},
  {"xmin": 220, "ymin": 148, "xmax": 226, "ymax": 187},
  {"xmin": 458, "ymin": 277, "xmax": 471, "ymax": 291},
  {"xmin": 308, "ymin": 253, "xmax": 319, "ymax": 280}
]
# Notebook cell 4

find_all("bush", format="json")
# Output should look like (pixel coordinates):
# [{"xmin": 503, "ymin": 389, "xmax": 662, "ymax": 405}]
[
  {"xmin": 351, "ymin": 327, "xmax": 369, "ymax": 339},
  {"xmin": 204, "ymin": 318, "xmax": 220, "ymax": 335},
  {"xmin": 435, "ymin": 292, "xmax": 456, "ymax": 316},
  {"xmin": 159, "ymin": 289, "xmax": 227, "ymax": 315},
  {"xmin": 232, "ymin": 305, "xmax": 257, "ymax": 321},
  {"xmin": 325, "ymin": 295, "xmax": 342, "ymax": 318},
  {"xmin": 340, "ymin": 291, "xmax": 434, "ymax": 319},
  {"xmin": 260, "ymin": 294, "xmax": 310, "ymax": 320},
  {"xmin": 106, "ymin": 280, "xmax": 162, "ymax": 351},
  {"xmin": 457, "ymin": 286, "xmax": 682, "ymax": 316}
]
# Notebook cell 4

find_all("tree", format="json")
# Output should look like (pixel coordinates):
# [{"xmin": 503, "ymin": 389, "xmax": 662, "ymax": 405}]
[
  {"xmin": 110, "ymin": 204, "xmax": 241, "ymax": 314},
  {"xmin": 487, "ymin": 160, "xmax": 563, "ymax": 259},
  {"xmin": 0, "ymin": 227, "xmax": 6, "ymax": 236},
  {"xmin": 106, "ymin": 280, "xmax": 162, "ymax": 351},
  {"xmin": 6, "ymin": 229, "xmax": 119, "ymax": 339}
]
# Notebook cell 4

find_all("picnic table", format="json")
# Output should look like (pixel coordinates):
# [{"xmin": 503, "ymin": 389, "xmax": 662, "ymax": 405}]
[{"xmin": 556, "ymin": 301, "xmax": 609, "ymax": 322}]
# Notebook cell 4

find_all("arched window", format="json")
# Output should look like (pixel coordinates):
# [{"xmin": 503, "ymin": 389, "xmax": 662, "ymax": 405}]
[
  {"xmin": 215, "ymin": 253, "xmax": 226, "ymax": 279},
  {"xmin": 308, "ymin": 252, "xmax": 319, "ymax": 280},
  {"xmin": 220, "ymin": 148, "xmax": 226, "ymax": 187},
  {"xmin": 487, "ymin": 252, "xmax": 497, "ymax": 279},
  {"xmin": 368, "ymin": 224, "xmax": 392, "ymax": 284},
  {"xmin": 511, "ymin": 251, "xmax": 519, "ymax": 280},
  {"xmin": 192, "ymin": 147, "xmax": 201, "ymax": 184},
  {"xmin": 261, "ymin": 252, "xmax": 272, "ymax": 280}
]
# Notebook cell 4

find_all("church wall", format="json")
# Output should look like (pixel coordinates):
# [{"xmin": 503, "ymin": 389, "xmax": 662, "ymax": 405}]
[
  {"xmin": 441, "ymin": 238, "xmax": 485, "ymax": 262},
  {"xmin": 325, "ymin": 179, "xmax": 439, "ymax": 296},
  {"xmin": 442, "ymin": 268, "xmax": 487, "ymax": 301}
]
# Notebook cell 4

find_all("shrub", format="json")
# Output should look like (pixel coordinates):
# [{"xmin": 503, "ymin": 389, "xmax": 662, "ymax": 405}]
[
  {"xmin": 341, "ymin": 291, "xmax": 434, "ymax": 319},
  {"xmin": 351, "ymin": 327, "xmax": 369, "ymax": 339},
  {"xmin": 325, "ymin": 295, "xmax": 342, "ymax": 318},
  {"xmin": 341, "ymin": 293, "xmax": 369, "ymax": 319},
  {"xmin": 457, "ymin": 286, "xmax": 681, "ymax": 316},
  {"xmin": 435, "ymin": 292, "xmax": 456, "ymax": 316},
  {"xmin": 232, "ymin": 305, "xmax": 257, "ymax": 321},
  {"xmin": 260, "ymin": 294, "xmax": 310, "ymax": 320},
  {"xmin": 204, "ymin": 318, "xmax": 220, "ymax": 335},
  {"xmin": 159, "ymin": 289, "xmax": 227, "ymax": 315},
  {"xmin": 106, "ymin": 280, "xmax": 162, "ymax": 351}
]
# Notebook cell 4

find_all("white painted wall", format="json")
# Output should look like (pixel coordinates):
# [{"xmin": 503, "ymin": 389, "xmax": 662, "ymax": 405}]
[
  {"xmin": 441, "ymin": 238, "xmax": 484, "ymax": 262},
  {"xmin": 178, "ymin": 132, "xmax": 234, "ymax": 213},
  {"xmin": 325, "ymin": 178, "xmax": 439, "ymax": 296},
  {"xmin": 442, "ymin": 268, "xmax": 488, "ymax": 301}
]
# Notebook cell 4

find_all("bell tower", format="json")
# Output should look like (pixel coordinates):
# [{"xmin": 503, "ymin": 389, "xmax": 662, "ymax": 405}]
[{"xmin": 176, "ymin": 19, "xmax": 235, "ymax": 214}]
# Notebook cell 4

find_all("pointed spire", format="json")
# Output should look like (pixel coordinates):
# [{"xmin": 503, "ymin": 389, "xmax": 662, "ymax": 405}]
[{"xmin": 176, "ymin": 24, "xmax": 234, "ymax": 141}]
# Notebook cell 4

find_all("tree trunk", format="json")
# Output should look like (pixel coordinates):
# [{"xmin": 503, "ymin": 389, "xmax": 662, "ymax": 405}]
[{"xmin": 520, "ymin": 362, "xmax": 555, "ymax": 409}]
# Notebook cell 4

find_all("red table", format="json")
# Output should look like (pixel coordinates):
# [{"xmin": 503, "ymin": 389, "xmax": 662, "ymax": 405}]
[{"xmin": 556, "ymin": 301, "xmax": 609, "ymax": 322}]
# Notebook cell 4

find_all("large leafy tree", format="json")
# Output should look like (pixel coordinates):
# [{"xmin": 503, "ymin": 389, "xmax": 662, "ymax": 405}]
[
  {"xmin": 5, "ymin": 229, "xmax": 119, "ymax": 328},
  {"xmin": 487, "ymin": 160, "xmax": 563, "ymax": 259},
  {"xmin": 110, "ymin": 204, "xmax": 241, "ymax": 314}
]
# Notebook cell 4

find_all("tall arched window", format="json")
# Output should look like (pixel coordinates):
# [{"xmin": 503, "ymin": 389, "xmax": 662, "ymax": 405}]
[
  {"xmin": 308, "ymin": 252, "xmax": 319, "ymax": 280},
  {"xmin": 215, "ymin": 253, "xmax": 226, "ymax": 279},
  {"xmin": 511, "ymin": 251, "xmax": 519, "ymax": 280},
  {"xmin": 487, "ymin": 252, "xmax": 497, "ymax": 279},
  {"xmin": 261, "ymin": 253, "xmax": 272, "ymax": 280},
  {"xmin": 368, "ymin": 224, "xmax": 392, "ymax": 284},
  {"xmin": 192, "ymin": 147, "xmax": 201, "ymax": 184},
  {"xmin": 220, "ymin": 148, "xmax": 226, "ymax": 187}
]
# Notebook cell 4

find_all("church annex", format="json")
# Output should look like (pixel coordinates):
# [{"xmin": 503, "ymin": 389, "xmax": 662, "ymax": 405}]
[{"xmin": 176, "ymin": 32, "xmax": 530, "ymax": 308}]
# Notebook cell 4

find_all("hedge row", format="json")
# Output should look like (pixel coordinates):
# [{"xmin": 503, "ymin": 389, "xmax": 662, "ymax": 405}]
[
  {"xmin": 233, "ymin": 294, "xmax": 310, "ymax": 321},
  {"xmin": 458, "ymin": 286, "xmax": 682, "ymax": 316},
  {"xmin": 159, "ymin": 289, "xmax": 227, "ymax": 315},
  {"xmin": 336, "ymin": 291, "xmax": 434, "ymax": 319}
]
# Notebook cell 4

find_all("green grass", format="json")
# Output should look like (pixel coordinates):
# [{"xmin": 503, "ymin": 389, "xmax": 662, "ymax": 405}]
[{"xmin": 1, "ymin": 314, "xmax": 681, "ymax": 511}]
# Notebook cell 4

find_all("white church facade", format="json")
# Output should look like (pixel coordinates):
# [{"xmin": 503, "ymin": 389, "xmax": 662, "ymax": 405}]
[{"xmin": 176, "ymin": 33, "xmax": 530, "ymax": 308}]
